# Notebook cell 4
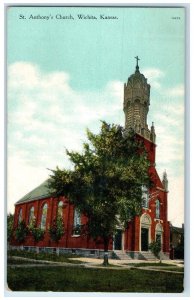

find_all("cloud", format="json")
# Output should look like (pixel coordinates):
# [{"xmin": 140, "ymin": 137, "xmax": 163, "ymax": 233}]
[
  {"xmin": 8, "ymin": 61, "xmax": 71, "ymax": 93},
  {"xmin": 152, "ymin": 91, "xmax": 184, "ymax": 169},
  {"xmin": 7, "ymin": 152, "xmax": 50, "ymax": 213},
  {"xmin": 142, "ymin": 68, "xmax": 165, "ymax": 89},
  {"xmin": 167, "ymin": 176, "xmax": 184, "ymax": 227},
  {"xmin": 165, "ymin": 84, "xmax": 184, "ymax": 98},
  {"xmin": 7, "ymin": 62, "xmax": 124, "ymax": 211}
]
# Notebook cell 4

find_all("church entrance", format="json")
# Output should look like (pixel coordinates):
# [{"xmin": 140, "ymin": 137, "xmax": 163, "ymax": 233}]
[
  {"xmin": 141, "ymin": 227, "xmax": 149, "ymax": 251},
  {"xmin": 140, "ymin": 214, "xmax": 151, "ymax": 252},
  {"xmin": 114, "ymin": 229, "xmax": 122, "ymax": 250}
]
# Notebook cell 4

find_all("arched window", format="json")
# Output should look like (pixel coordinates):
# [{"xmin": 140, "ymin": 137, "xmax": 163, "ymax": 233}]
[
  {"xmin": 18, "ymin": 208, "xmax": 22, "ymax": 223},
  {"xmin": 141, "ymin": 213, "xmax": 151, "ymax": 226},
  {"xmin": 73, "ymin": 208, "xmax": 81, "ymax": 235},
  {"xmin": 41, "ymin": 203, "xmax": 48, "ymax": 230},
  {"xmin": 142, "ymin": 185, "xmax": 149, "ymax": 208},
  {"xmin": 58, "ymin": 201, "xmax": 63, "ymax": 218},
  {"xmin": 155, "ymin": 223, "xmax": 163, "ymax": 247},
  {"xmin": 155, "ymin": 199, "xmax": 160, "ymax": 219},
  {"xmin": 28, "ymin": 206, "xmax": 34, "ymax": 225},
  {"xmin": 74, "ymin": 208, "xmax": 81, "ymax": 227}
]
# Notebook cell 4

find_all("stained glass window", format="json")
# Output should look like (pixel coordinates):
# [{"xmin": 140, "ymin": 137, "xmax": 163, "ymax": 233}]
[
  {"xmin": 28, "ymin": 206, "xmax": 34, "ymax": 225},
  {"xmin": 142, "ymin": 185, "xmax": 149, "ymax": 208},
  {"xmin": 41, "ymin": 203, "xmax": 48, "ymax": 230},
  {"xmin": 74, "ymin": 208, "xmax": 81, "ymax": 226},
  {"xmin": 18, "ymin": 208, "xmax": 22, "ymax": 223},
  {"xmin": 155, "ymin": 199, "xmax": 160, "ymax": 219},
  {"xmin": 58, "ymin": 201, "xmax": 63, "ymax": 218},
  {"xmin": 73, "ymin": 208, "xmax": 81, "ymax": 235}
]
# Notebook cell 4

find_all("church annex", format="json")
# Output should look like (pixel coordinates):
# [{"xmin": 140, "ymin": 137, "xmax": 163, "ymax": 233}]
[{"xmin": 11, "ymin": 59, "xmax": 170, "ymax": 259}]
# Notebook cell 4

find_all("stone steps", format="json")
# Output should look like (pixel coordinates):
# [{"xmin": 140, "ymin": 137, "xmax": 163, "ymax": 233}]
[
  {"xmin": 140, "ymin": 251, "xmax": 158, "ymax": 261},
  {"xmin": 113, "ymin": 250, "xmax": 131, "ymax": 260}
]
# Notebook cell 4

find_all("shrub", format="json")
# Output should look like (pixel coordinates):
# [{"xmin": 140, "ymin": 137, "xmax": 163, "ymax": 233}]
[
  {"xmin": 28, "ymin": 218, "xmax": 45, "ymax": 243},
  {"xmin": 149, "ymin": 240, "xmax": 161, "ymax": 259},
  {"xmin": 15, "ymin": 220, "xmax": 28, "ymax": 243},
  {"xmin": 31, "ymin": 227, "xmax": 45, "ymax": 243},
  {"xmin": 7, "ymin": 213, "xmax": 14, "ymax": 242},
  {"xmin": 49, "ymin": 216, "xmax": 65, "ymax": 242}
]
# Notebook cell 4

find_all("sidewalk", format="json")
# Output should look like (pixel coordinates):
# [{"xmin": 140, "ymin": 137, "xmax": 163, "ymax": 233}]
[
  {"xmin": 69, "ymin": 256, "xmax": 184, "ymax": 267},
  {"xmin": 8, "ymin": 255, "xmax": 184, "ymax": 273}
]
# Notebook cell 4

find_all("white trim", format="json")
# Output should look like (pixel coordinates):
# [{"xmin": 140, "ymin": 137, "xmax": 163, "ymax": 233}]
[
  {"xmin": 139, "ymin": 213, "xmax": 151, "ymax": 251},
  {"xmin": 156, "ymin": 186, "xmax": 165, "ymax": 192}
]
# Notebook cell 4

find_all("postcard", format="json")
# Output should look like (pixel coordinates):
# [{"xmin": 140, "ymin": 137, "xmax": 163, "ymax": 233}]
[{"xmin": 6, "ymin": 5, "xmax": 185, "ymax": 294}]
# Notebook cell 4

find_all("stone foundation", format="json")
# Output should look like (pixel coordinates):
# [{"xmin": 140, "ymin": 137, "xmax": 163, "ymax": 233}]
[{"xmin": 9, "ymin": 245, "xmax": 114, "ymax": 258}]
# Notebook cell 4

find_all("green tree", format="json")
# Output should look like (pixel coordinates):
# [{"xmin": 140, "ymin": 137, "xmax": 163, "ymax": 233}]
[
  {"xmin": 49, "ymin": 215, "xmax": 65, "ymax": 243},
  {"xmin": 174, "ymin": 233, "xmax": 184, "ymax": 259},
  {"xmin": 149, "ymin": 240, "xmax": 161, "ymax": 261},
  {"xmin": 7, "ymin": 213, "xmax": 14, "ymax": 243},
  {"xmin": 28, "ymin": 218, "xmax": 45, "ymax": 243},
  {"xmin": 15, "ymin": 220, "xmax": 28, "ymax": 244},
  {"xmin": 49, "ymin": 122, "xmax": 150, "ymax": 265}
]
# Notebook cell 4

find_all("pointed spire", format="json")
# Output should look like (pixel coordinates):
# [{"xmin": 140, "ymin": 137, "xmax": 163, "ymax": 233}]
[
  {"xmin": 163, "ymin": 169, "xmax": 167, "ymax": 179},
  {"xmin": 162, "ymin": 170, "xmax": 168, "ymax": 192},
  {"xmin": 135, "ymin": 56, "xmax": 140, "ymax": 72},
  {"xmin": 150, "ymin": 122, "xmax": 156, "ymax": 143}
]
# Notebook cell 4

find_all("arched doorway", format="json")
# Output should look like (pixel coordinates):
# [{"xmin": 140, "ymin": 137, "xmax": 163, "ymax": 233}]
[{"xmin": 140, "ymin": 214, "xmax": 151, "ymax": 251}]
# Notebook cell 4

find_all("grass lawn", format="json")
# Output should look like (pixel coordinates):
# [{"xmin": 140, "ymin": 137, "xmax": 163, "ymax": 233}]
[
  {"xmin": 7, "ymin": 265, "xmax": 184, "ymax": 293},
  {"xmin": 127, "ymin": 262, "xmax": 176, "ymax": 267},
  {"xmin": 8, "ymin": 249, "xmax": 83, "ymax": 264},
  {"xmin": 127, "ymin": 262, "xmax": 184, "ymax": 273},
  {"xmin": 7, "ymin": 258, "xmax": 46, "ymax": 265}
]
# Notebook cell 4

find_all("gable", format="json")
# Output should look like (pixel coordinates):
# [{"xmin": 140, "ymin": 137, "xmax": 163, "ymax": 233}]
[{"xmin": 16, "ymin": 179, "xmax": 52, "ymax": 205}]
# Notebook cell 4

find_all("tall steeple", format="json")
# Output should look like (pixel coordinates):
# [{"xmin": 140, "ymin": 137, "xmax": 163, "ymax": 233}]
[{"xmin": 123, "ymin": 57, "xmax": 156, "ymax": 143}]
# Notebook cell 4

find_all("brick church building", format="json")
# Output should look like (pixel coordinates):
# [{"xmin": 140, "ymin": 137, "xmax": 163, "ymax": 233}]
[{"xmin": 12, "ymin": 59, "xmax": 170, "ymax": 259}]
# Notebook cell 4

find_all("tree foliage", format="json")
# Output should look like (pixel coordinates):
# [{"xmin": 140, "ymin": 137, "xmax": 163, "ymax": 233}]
[
  {"xmin": 7, "ymin": 213, "xmax": 14, "ymax": 242},
  {"xmin": 49, "ymin": 216, "xmax": 65, "ymax": 243},
  {"xmin": 49, "ymin": 122, "xmax": 150, "ymax": 255},
  {"xmin": 174, "ymin": 233, "xmax": 184, "ymax": 259},
  {"xmin": 149, "ymin": 240, "xmax": 161, "ymax": 259},
  {"xmin": 28, "ymin": 218, "xmax": 45, "ymax": 243},
  {"xmin": 15, "ymin": 220, "xmax": 28, "ymax": 243}
]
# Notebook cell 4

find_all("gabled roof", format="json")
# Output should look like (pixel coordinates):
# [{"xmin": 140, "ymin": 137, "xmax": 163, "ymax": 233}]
[{"xmin": 16, "ymin": 179, "xmax": 53, "ymax": 205}]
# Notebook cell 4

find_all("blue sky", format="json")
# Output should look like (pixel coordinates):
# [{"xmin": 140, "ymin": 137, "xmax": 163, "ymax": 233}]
[{"xmin": 7, "ymin": 6, "xmax": 185, "ymax": 226}]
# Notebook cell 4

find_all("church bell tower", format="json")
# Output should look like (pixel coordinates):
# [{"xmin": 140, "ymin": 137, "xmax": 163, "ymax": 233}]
[{"xmin": 123, "ymin": 57, "xmax": 156, "ymax": 143}]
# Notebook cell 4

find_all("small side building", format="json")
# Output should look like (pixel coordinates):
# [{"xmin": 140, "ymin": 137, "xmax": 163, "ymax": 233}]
[{"xmin": 170, "ymin": 224, "xmax": 184, "ymax": 259}]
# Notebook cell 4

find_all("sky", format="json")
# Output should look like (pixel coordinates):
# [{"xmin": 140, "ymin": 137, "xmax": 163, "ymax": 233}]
[{"xmin": 7, "ymin": 6, "xmax": 185, "ymax": 227}]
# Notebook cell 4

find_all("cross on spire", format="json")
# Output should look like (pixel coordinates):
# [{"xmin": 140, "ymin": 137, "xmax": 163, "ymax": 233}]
[
  {"xmin": 135, "ymin": 56, "xmax": 140, "ymax": 71},
  {"xmin": 135, "ymin": 56, "xmax": 140, "ymax": 65}
]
